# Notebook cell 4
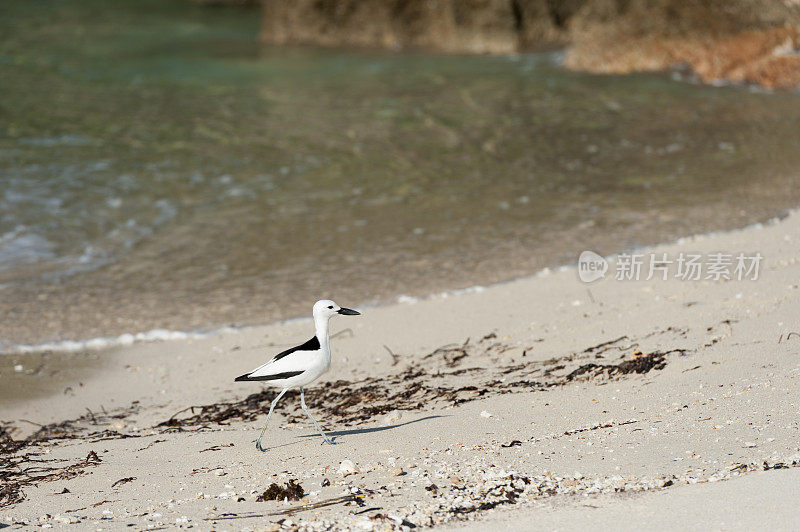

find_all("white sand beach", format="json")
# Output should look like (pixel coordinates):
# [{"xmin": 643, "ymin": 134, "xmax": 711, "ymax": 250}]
[{"xmin": 2, "ymin": 210, "xmax": 800, "ymax": 530}]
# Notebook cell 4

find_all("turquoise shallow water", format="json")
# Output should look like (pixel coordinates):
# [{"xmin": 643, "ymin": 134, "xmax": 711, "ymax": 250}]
[{"xmin": 2, "ymin": 0, "xmax": 800, "ymax": 345}]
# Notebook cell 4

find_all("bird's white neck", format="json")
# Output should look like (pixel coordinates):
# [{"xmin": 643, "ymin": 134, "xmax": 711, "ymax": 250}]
[{"xmin": 314, "ymin": 314, "xmax": 331, "ymax": 355}]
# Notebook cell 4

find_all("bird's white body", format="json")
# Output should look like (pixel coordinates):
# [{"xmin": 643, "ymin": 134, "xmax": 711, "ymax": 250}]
[
  {"xmin": 242, "ymin": 309, "xmax": 333, "ymax": 389},
  {"xmin": 234, "ymin": 299, "xmax": 360, "ymax": 451},
  {"xmin": 249, "ymin": 348, "xmax": 328, "ymax": 389}
]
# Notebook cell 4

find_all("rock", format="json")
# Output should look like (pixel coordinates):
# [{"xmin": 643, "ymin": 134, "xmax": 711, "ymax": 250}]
[
  {"xmin": 389, "ymin": 467, "xmax": 405, "ymax": 477},
  {"xmin": 260, "ymin": 0, "xmax": 523, "ymax": 54},
  {"xmin": 190, "ymin": 0, "xmax": 258, "ymax": 4},
  {"xmin": 110, "ymin": 421, "xmax": 126, "ymax": 431},
  {"xmin": 339, "ymin": 459, "xmax": 358, "ymax": 476},
  {"xmin": 213, "ymin": 468, "xmax": 226, "ymax": 476},
  {"xmin": 257, "ymin": 0, "xmax": 800, "ymax": 88},
  {"xmin": 565, "ymin": 1, "xmax": 800, "ymax": 89}
]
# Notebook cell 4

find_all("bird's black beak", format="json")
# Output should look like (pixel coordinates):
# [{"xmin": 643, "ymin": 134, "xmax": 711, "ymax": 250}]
[{"xmin": 338, "ymin": 307, "xmax": 360, "ymax": 315}]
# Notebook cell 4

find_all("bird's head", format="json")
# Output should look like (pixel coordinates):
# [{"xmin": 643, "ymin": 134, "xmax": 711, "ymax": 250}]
[{"xmin": 313, "ymin": 299, "xmax": 360, "ymax": 320}]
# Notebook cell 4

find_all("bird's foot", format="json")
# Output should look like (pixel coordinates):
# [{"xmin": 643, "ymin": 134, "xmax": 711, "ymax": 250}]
[
  {"xmin": 255, "ymin": 439, "xmax": 268, "ymax": 452},
  {"xmin": 322, "ymin": 436, "xmax": 335, "ymax": 445}
]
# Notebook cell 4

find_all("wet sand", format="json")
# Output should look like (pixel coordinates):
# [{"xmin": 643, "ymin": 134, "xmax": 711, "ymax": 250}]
[
  {"xmin": 2, "ymin": 210, "xmax": 800, "ymax": 528},
  {"xmin": 0, "ymin": 351, "xmax": 107, "ymax": 408}
]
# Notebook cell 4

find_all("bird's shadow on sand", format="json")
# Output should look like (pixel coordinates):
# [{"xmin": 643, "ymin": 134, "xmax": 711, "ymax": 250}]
[
  {"xmin": 256, "ymin": 415, "xmax": 446, "ymax": 451},
  {"xmin": 298, "ymin": 414, "xmax": 446, "ymax": 441}
]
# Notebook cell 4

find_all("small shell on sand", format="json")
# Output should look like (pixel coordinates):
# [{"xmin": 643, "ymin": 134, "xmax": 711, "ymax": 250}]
[{"xmin": 339, "ymin": 460, "xmax": 358, "ymax": 476}]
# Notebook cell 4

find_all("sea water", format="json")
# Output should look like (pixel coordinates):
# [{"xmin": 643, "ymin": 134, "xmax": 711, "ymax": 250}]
[{"xmin": 1, "ymin": 0, "xmax": 800, "ymax": 346}]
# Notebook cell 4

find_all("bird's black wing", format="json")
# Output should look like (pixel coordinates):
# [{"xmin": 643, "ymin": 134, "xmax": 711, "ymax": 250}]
[
  {"xmin": 234, "ymin": 370, "xmax": 304, "ymax": 382},
  {"xmin": 234, "ymin": 336, "xmax": 320, "ymax": 382},
  {"xmin": 272, "ymin": 336, "xmax": 320, "ymax": 362}
]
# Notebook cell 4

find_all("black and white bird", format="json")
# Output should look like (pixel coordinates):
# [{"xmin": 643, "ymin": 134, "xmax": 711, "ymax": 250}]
[{"xmin": 235, "ymin": 299, "xmax": 360, "ymax": 451}]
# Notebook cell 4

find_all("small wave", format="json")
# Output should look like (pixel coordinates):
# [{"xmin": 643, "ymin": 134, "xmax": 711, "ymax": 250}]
[
  {"xmin": 2, "ymin": 326, "xmax": 241, "ymax": 355},
  {"xmin": 0, "ymin": 227, "xmax": 56, "ymax": 270},
  {"xmin": 17, "ymin": 134, "xmax": 96, "ymax": 147}
]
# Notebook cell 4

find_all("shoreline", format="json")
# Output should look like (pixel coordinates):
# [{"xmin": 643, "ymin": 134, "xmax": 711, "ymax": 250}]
[{"xmin": 0, "ymin": 208, "xmax": 792, "ymax": 357}]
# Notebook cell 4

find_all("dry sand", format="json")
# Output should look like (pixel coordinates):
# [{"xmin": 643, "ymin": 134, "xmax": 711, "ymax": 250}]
[{"xmin": 2, "ymin": 210, "xmax": 800, "ymax": 530}]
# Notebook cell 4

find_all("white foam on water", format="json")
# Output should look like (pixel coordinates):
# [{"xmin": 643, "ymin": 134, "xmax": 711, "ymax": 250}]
[{"xmin": 4, "ymin": 326, "xmax": 241, "ymax": 355}]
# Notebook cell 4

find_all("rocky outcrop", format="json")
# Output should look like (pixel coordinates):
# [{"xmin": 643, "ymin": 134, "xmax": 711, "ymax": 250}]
[
  {"xmin": 190, "ymin": 0, "xmax": 259, "ymax": 5},
  {"xmin": 257, "ymin": 0, "xmax": 800, "ymax": 88},
  {"xmin": 565, "ymin": 0, "xmax": 800, "ymax": 89},
  {"xmin": 568, "ymin": 26, "xmax": 800, "ymax": 89},
  {"xmin": 258, "ymin": 1, "xmax": 594, "ymax": 53},
  {"xmin": 260, "ymin": 0, "xmax": 519, "ymax": 53}
]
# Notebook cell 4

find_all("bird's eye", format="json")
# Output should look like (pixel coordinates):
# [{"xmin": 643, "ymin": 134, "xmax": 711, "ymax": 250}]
[{"xmin": 327, "ymin": 305, "xmax": 334, "ymax": 309}]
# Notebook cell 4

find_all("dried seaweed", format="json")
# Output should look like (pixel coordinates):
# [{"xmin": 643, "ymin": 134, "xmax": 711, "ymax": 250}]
[
  {"xmin": 256, "ymin": 479, "xmax": 305, "ymax": 502},
  {"xmin": 0, "ymin": 404, "xmax": 138, "ymax": 508},
  {"xmin": 159, "ymin": 335, "xmax": 690, "ymax": 429},
  {"xmin": 562, "ymin": 419, "xmax": 637, "ymax": 437},
  {"xmin": 111, "ymin": 477, "xmax": 136, "ymax": 488},
  {"xmin": 206, "ymin": 494, "xmax": 362, "ymax": 521},
  {"xmin": 0, "ymin": 447, "xmax": 102, "ymax": 508},
  {"xmin": 564, "ymin": 351, "xmax": 682, "ymax": 381}
]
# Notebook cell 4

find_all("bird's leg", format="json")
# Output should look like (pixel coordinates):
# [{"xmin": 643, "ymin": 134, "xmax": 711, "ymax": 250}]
[
  {"xmin": 300, "ymin": 388, "xmax": 334, "ymax": 445},
  {"xmin": 255, "ymin": 388, "xmax": 288, "ymax": 452}
]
